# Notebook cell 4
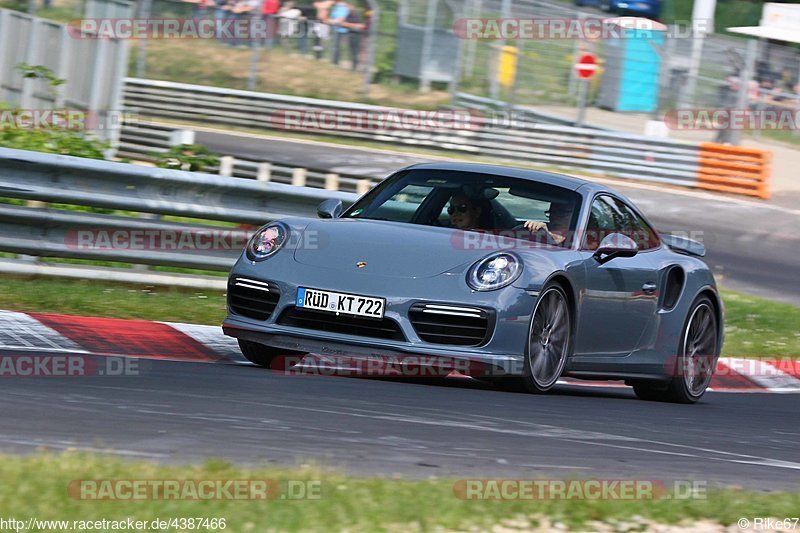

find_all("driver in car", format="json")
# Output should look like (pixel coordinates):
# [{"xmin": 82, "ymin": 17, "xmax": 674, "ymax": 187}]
[{"xmin": 523, "ymin": 201, "xmax": 573, "ymax": 246}]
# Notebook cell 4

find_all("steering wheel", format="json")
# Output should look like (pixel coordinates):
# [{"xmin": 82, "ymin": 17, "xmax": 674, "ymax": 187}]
[{"xmin": 512, "ymin": 223, "xmax": 558, "ymax": 245}]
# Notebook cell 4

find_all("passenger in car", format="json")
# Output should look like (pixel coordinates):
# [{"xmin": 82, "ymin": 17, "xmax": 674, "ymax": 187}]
[{"xmin": 447, "ymin": 193, "xmax": 489, "ymax": 230}]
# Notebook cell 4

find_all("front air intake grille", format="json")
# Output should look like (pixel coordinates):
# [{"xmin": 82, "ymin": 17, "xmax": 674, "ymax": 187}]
[
  {"xmin": 408, "ymin": 303, "xmax": 493, "ymax": 346},
  {"xmin": 277, "ymin": 307, "xmax": 405, "ymax": 341},
  {"xmin": 228, "ymin": 278, "xmax": 281, "ymax": 321}
]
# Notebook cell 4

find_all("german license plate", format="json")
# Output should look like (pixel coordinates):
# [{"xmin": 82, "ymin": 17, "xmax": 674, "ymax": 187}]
[{"xmin": 296, "ymin": 288, "xmax": 385, "ymax": 319}]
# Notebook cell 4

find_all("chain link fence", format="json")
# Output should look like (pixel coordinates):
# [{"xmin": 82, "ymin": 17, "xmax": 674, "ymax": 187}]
[
  {"xmin": 447, "ymin": 0, "xmax": 800, "ymax": 141},
  {"xmin": 128, "ymin": 0, "xmax": 384, "ymax": 94}
]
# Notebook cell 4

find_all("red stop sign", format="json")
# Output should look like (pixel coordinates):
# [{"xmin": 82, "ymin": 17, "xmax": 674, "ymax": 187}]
[{"xmin": 575, "ymin": 53, "xmax": 597, "ymax": 79}]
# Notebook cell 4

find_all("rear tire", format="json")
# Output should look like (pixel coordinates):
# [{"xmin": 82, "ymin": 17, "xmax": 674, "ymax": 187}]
[
  {"xmin": 666, "ymin": 296, "xmax": 719, "ymax": 403},
  {"xmin": 522, "ymin": 284, "xmax": 572, "ymax": 393},
  {"xmin": 633, "ymin": 295, "xmax": 719, "ymax": 404},
  {"xmin": 238, "ymin": 339, "xmax": 301, "ymax": 369}
]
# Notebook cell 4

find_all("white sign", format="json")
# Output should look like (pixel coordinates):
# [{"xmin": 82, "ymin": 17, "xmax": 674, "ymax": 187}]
[{"xmin": 761, "ymin": 3, "xmax": 800, "ymax": 31}]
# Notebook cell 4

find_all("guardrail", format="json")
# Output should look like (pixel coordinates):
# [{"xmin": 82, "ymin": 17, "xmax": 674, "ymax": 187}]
[
  {"xmin": 452, "ymin": 93, "xmax": 609, "ymax": 130},
  {"xmin": 0, "ymin": 147, "xmax": 357, "ymax": 276},
  {"xmin": 122, "ymin": 78, "xmax": 773, "ymax": 199},
  {"xmin": 118, "ymin": 123, "xmax": 376, "ymax": 195}
]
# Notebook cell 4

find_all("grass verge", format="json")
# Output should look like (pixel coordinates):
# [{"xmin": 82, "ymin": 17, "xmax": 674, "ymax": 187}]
[
  {"xmin": 0, "ymin": 276, "xmax": 227, "ymax": 325},
  {"xmin": 134, "ymin": 39, "xmax": 450, "ymax": 109},
  {"xmin": 0, "ymin": 275, "xmax": 798, "ymax": 358},
  {"xmin": 721, "ymin": 291, "xmax": 800, "ymax": 359},
  {"xmin": 1, "ymin": 452, "xmax": 798, "ymax": 532}
]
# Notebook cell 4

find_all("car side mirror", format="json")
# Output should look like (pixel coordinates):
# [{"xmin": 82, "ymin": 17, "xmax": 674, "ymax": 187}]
[
  {"xmin": 593, "ymin": 233, "xmax": 639, "ymax": 264},
  {"xmin": 317, "ymin": 199, "xmax": 343, "ymax": 219}
]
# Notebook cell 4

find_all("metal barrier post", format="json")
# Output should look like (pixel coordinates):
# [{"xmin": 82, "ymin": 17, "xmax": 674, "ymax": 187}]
[
  {"xmin": 21, "ymin": 18, "xmax": 42, "ymax": 109},
  {"xmin": 324, "ymin": 173, "xmax": 340, "ymax": 190},
  {"xmin": 292, "ymin": 168, "xmax": 307, "ymax": 186},
  {"xmin": 419, "ymin": 0, "xmax": 439, "ymax": 92},
  {"xmin": 730, "ymin": 38, "xmax": 758, "ymax": 146},
  {"xmin": 362, "ymin": 0, "xmax": 379, "ymax": 98},
  {"xmin": 257, "ymin": 163, "xmax": 272, "ymax": 182},
  {"xmin": 219, "ymin": 156, "xmax": 235, "ymax": 177},
  {"xmin": 488, "ymin": 0, "xmax": 511, "ymax": 100},
  {"xmin": 169, "ymin": 129, "xmax": 196, "ymax": 146},
  {"xmin": 356, "ymin": 179, "xmax": 371, "ymax": 194},
  {"xmin": 248, "ymin": 15, "xmax": 262, "ymax": 91},
  {"xmin": 135, "ymin": 0, "xmax": 152, "ymax": 78}
]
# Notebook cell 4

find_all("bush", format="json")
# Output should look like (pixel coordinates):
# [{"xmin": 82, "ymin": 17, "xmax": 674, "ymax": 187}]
[{"xmin": 151, "ymin": 144, "xmax": 220, "ymax": 172}]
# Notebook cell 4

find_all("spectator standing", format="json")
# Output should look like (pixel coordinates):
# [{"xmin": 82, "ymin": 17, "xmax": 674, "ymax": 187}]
[
  {"xmin": 214, "ymin": 0, "xmax": 228, "ymax": 39},
  {"xmin": 295, "ymin": 4, "xmax": 315, "ymax": 55},
  {"xmin": 279, "ymin": 2, "xmax": 303, "ymax": 41},
  {"xmin": 231, "ymin": 0, "xmax": 259, "ymax": 47},
  {"xmin": 312, "ymin": 0, "xmax": 334, "ymax": 59},
  {"xmin": 357, "ymin": 6, "xmax": 373, "ymax": 70},
  {"xmin": 261, "ymin": 0, "xmax": 281, "ymax": 47},
  {"xmin": 342, "ymin": 4, "xmax": 366, "ymax": 70},
  {"xmin": 220, "ymin": 0, "xmax": 239, "ymax": 45},
  {"xmin": 188, "ymin": 0, "xmax": 215, "ymax": 19},
  {"xmin": 327, "ymin": 0, "xmax": 350, "ymax": 65}
]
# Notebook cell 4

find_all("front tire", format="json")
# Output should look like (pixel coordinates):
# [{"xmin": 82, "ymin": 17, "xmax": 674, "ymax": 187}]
[{"xmin": 522, "ymin": 284, "xmax": 572, "ymax": 393}]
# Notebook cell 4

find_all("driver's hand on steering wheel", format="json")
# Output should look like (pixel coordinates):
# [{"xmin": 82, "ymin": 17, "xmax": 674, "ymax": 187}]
[
  {"xmin": 523, "ymin": 220, "xmax": 548, "ymax": 233},
  {"xmin": 523, "ymin": 220, "xmax": 567, "ymax": 245}
]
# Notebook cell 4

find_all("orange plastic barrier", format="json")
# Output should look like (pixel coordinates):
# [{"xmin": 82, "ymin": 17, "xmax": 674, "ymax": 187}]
[{"xmin": 696, "ymin": 143, "xmax": 772, "ymax": 200}]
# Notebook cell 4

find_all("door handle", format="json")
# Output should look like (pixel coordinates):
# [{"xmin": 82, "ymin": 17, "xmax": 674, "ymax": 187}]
[{"xmin": 642, "ymin": 282, "xmax": 657, "ymax": 294}]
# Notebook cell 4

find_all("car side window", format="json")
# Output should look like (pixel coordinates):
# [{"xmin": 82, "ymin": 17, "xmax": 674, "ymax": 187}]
[
  {"xmin": 583, "ymin": 196, "xmax": 616, "ymax": 251},
  {"xmin": 583, "ymin": 196, "xmax": 659, "ymax": 251},
  {"xmin": 608, "ymin": 197, "xmax": 660, "ymax": 251}
]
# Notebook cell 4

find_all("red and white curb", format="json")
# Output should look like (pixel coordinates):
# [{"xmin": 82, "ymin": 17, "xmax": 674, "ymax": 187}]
[{"xmin": 1, "ymin": 310, "xmax": 798, "ymax": 393}]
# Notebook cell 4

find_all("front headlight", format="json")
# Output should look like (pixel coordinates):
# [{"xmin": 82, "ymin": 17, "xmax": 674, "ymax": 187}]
[
  {"xmin": 467, "ymin": 252, "xmax": 522, "ymax": 291},
  {"xmin": 246, "ymin": 222, "xmax": 288, "ymax": 261}
]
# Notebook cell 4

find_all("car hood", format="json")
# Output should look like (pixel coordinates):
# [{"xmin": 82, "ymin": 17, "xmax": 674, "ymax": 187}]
[{"xmin": 293, "ymin": 219, "xmax": 497, "ymax": 279}]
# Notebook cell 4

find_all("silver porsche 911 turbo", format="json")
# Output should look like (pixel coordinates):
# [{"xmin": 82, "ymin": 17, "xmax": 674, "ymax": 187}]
[{"xmin": 222, "ymin": 162, "xmax": 723, "ymax": 403}]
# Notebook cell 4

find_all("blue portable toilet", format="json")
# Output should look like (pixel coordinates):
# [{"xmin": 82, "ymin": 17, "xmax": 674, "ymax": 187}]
[{"xmin": 597, "ymin": 17, "xmax": 666, "ymax": 113}]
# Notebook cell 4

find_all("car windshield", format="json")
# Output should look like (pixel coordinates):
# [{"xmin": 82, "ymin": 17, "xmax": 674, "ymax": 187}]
[{"xmin": 343, "ymin": 169, "xmax": 582, "ymax": 247}]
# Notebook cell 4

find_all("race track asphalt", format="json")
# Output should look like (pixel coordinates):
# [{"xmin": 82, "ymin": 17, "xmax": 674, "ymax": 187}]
[
  {"xmin": 195, "ymin": 130, "xmax": 800, "ymax": 305},
  {"xmin": 2, "ymin": 353, "xmax": 798, "ymax": 490}
]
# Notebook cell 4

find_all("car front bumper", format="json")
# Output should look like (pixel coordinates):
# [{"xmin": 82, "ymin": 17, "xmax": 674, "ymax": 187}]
[{"xmin": 222, "ymin": 256, "xmax": 540, "ymax": 376}]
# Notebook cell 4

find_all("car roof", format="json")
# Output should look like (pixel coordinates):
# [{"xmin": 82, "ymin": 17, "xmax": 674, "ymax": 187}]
[{"xmin": 403, "ymin": 162, "xmax": 599, "ymax": 192}]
